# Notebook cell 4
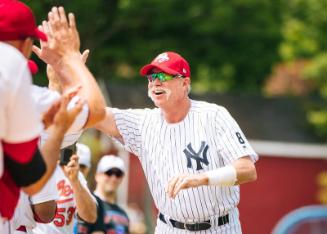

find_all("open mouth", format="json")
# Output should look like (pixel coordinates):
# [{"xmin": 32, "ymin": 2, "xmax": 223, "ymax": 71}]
[{"xmin": 153, "ymin": 90, "xmax": 166, "ymax": 96}]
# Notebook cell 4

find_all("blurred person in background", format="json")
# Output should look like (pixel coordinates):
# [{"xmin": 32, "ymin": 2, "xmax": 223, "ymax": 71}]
[
  {"xmin": 76, "ymin": 155, "xmax": 129, "ymax": 234},
  {"xmin": 76, "ymin": 143, "xmax": 92, "ymax": 178},
  {"xmin": 126, "ymin": 203, "xmax": 147, "ymax": 234},
  {"xmin": 72, "ymin": 142, "xmax": 92, "ymax": 234}
]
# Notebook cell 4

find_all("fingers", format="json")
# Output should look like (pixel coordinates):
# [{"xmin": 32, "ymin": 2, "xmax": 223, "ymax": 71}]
[
  {"xmin": 166, "ymin": 175, "xmax": 184, "ymax": 198},
  {"xmin": 67, "ymin": 12, "xmax": 80, "ymax": 51},
  {"xmin": 42, "ymin": 6, "xmax": 80, "ymax": 61},
  {"xmin": 49, "ymin": 7, "xmax": 67, "ymax": 33},
  {"xmin": 51, "ymin": 7, "xmax": 60, "ymax": 22},
  {"xmin": 47, "ymin": 99, "xmax": 61, "ymax": 114},
  {"xmin": 62, "ymin": 154, "xmax": 79, "ymax": 180},
  {"xmin": 172, "ymin": 178, "xmax": 188, "ymax": 199},
  {"xmin": 63, "ymin": 85, "xmax": 82, "ymax": 99},
  {"xmin": 57, "ymin": 89, "xmax": 75, "ymax": 114},
  {"xmin": 68, "ymin": 13, "xmax": 76, "ymax": 29},
  {"xmin": 66, "ymin": 154, "xmax": 78, "ymax": 167},
  {"xmin": 50, "ymin": 7, "xmax": 60, "ymax": 31},
  {"xmin": 49, "ymin": 6, "xmax": 69, "ymax": 30},
  {"xmin": 48, "ymin": 11, "xmax": 57, "ymax": 32},
  {"xmin": 38, "ymin": 24, "xmax": 50, "ymax": 48},
  {"xmin": 69, "ymin": 98, "xmax": 84, "ymax": 117},
  {"xmin": 58, "ymin": 7, "xmax": 68, "ymax": 25},
  {"xmin": 81, "ymin": 49, "xmax": 90, "ymax": 64},
  {"xmin": 42, "ymin": 21, "xmax": 52, "ymax": 37},
  {"xmin": 166, "ymin": 175, "xmax": 178, "ymax": 194},
  {"xmin": 58, "ymin": 88, "xmax": 84, "ymax": 113},
  {"xmin": 59, "ymin": 92, "xmax": 71, "ymax": 112},
  {"xmin": 166, "ymin": 174, "xmax": 205, "ymax": 199},
  {"xmin": 41, "ymin": 99, "xmax": 61, "ymax": 128},
  {"xmin": 32, "ymin": 45, "xmax": 42, "ymax": 58},
  {"xmin": 60, "ymin": 89, "xmax": 84, "ymax": 125}
]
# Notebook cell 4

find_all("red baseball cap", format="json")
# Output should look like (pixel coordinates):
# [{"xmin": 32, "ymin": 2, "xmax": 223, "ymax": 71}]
[
  {"xmin": 140, "ymin": 51, "xmax": 191, "ymax": 77},
  {"xmin": 0, "ymin": 0, "xmax": 47, "ymax": 41}
]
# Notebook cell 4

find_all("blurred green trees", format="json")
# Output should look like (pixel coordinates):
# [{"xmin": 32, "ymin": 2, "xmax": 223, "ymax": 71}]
[
  {"xmin": 29, "ymin": 0, "xmax": 282, "ymax": 93},
  {"xmin": 27, "ymin": 0, "xmax": 327, "ymax": 139},
  {"xmin": 280, "ymin": 0, "xmax": 327, "ymax": 139}
]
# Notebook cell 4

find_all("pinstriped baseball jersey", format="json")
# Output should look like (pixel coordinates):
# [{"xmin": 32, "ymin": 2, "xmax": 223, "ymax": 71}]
[{"xmin": 112, "ymin": 100, "xmax": 258, "ymax": 224}]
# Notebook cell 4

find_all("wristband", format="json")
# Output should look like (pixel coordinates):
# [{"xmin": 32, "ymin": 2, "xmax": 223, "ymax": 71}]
[{"xmin": 205, "ymin": 165, "xmax": 237, "ymax": 186}]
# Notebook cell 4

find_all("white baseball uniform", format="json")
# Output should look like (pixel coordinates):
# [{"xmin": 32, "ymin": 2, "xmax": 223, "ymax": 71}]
[
  {"xmin": 11, "ymin": 77, "xmax": 90, "ymax": 233},
  {"xmin": 12, "ymin": 173, "xmax": 58, "ymax": 234},
  {"xmin": 0, "ymin": 42, "xmax": 43, "ymax": 233},
  {"xmin": 111, "ymin": 100, "xmax": 258, "ymax": 234},
  {"xmin": 31, "ymin": 166, "xmax": 89, "ymax": 234},
  {"xmin": 31, "ymin": 85, "xmax": 89, "ymax": 148}
]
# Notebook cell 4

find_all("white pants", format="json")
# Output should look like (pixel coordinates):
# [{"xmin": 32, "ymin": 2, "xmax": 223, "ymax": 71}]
[
  {"xmin": 0, "ymin": 218, "xmax": 3, "ymax": 234},
  {"xmin": 1, "ymin": 218, "xmax": 15, "ymax": 234},
  {"xmin": 155, "ymin": 208, "xmax": 242, "ymax": 234}
]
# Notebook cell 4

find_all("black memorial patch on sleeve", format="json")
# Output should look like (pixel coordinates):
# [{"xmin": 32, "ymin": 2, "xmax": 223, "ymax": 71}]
[{"xmin": 4, "ymin": 148, "xmax": 46, "ymax": 187}]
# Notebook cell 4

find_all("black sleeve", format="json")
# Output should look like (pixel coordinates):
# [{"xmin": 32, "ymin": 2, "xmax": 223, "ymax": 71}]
[
  {"xmin": 77, "ymin": 194, "xmax": 105, "ymax": 233},
  {"xmin": 76, "ymin": 219, "xmax": 94, "ymax": 234},
  {"xmin": 4, "ymin": 148, "xmax": 46, "ymax": 187}
]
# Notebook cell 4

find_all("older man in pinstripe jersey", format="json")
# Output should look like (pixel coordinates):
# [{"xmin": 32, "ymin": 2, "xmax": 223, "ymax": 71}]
[{"xmin": 96, "ymin": 51, "xmax": 258, "ymax": 233}]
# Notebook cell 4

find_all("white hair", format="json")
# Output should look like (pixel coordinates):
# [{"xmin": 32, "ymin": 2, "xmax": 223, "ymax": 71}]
[{"xmin": 187, "ymin": 84, "xmax": 191, "ymax": 94}]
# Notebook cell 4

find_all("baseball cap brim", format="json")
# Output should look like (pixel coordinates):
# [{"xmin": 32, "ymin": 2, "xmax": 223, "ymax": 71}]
[
  {"xmin": 96, "ymin": 155, "xmax": 125, "ymax": 173},
  {"xmin": 34, "ymin": 28, "xmax": 47, "ymax": 41},
  {"xmin": 140, "ymin": 64, "xmax": 180, "ymax": 76}
]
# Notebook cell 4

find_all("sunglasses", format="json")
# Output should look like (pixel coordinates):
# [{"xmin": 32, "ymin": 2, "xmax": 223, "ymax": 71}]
[
  {"xmin": 146, "ymin": 72, "xmax": 185, "ymax": 82},
  {"xmin": 105, "ymin": 169, "xmax": 124, "ymax": 178}
]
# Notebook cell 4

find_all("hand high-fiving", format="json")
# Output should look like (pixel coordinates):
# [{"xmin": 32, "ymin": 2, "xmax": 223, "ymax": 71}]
[{"xmin": 33, "ymin": 7, "xmax": 81, "ymax": 68}]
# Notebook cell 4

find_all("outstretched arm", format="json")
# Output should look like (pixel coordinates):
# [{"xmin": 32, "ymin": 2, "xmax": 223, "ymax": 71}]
[
  {"xmin": 33, "ymin": 7, "xmax": 105, "ymax": 128},
  {"xmin": 166, "ymin": 156, "xmax": 257, "ymax": 199},
  {"xmin": 46, "ymin": 49, "xmax": 90, "ymax": 94},
  {"xmin": 62, "ymin": 155, "xmax": 97, "ymax": 223},
  {"xmin": 22, "ymin": 88, "xmax": 84, "ymax": 195},
  {"xmin": 95, "ymin": 107, "xmax": 121, "ymax": 138}
]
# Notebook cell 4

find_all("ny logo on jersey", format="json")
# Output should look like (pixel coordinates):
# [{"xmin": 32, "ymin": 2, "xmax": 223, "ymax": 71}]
[{"xmin": 183, "ymin": 141, "xmax": 209, "ymax": 170}]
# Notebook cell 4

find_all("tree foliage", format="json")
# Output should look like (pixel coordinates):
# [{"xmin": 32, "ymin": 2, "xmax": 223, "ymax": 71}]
[
  {"xmin": 280, "ymin": 0, "xmax": 327, "ymax": 139},
  {"xmin": 26, "ymin": 0, "xmax": 327, "ymax": 139},
  {"xmin": 28, "ymin": 0, "xmax": 283, "ymax": 93}
]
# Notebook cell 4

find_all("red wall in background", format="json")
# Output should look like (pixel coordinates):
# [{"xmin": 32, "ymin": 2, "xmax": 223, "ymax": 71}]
[
  {"xmin": 128, "ymin": 153, "xmax": 327, "ymax": 234},
  {"xmin": 128, "ymin": 154, "xmax": 147, "ymax": 205},
  {"xmin": 239, "ymin": 156, "xmax": 327, "ymax": 234}
]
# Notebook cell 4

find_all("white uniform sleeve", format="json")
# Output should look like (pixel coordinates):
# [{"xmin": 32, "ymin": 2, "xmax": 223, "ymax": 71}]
[
  {"xmin": 32, "ymin": 85, "xmax": 89, "ymax": 134},
  {"xmin": 66, "ymin": 96, "xmax": 89, "ymax": 133},
  {"xmin": 4, "ymin": 63, "xmax": 42, "ymax": 143},
  {"xmin": 12, "ymin": 193, "xmax": 36, "ymax": 231},
  {"xmin": 31, "ymin": 85, "xmax": 61, "ymax": 114},
  {"xmin": 39, "ymin": 127, "xmax": 83, "ymax": 149},
  {"xmin": 35, "ymin": 88, "xmax": 89, "ymax": 148},
  {"xmin": 0, "ymin": 46, "xmax": 41, "ymax": 177},
  {"xmin": 30, "ymin": 171, "xmax": 58, "ymax": 204},
  {"xmin": 112, "ymin": 108, "xmax": 145, "ymax": 157},
  {"xmin": 215, "ymin": 106, "xmax": 258, "ymax": 163}
]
